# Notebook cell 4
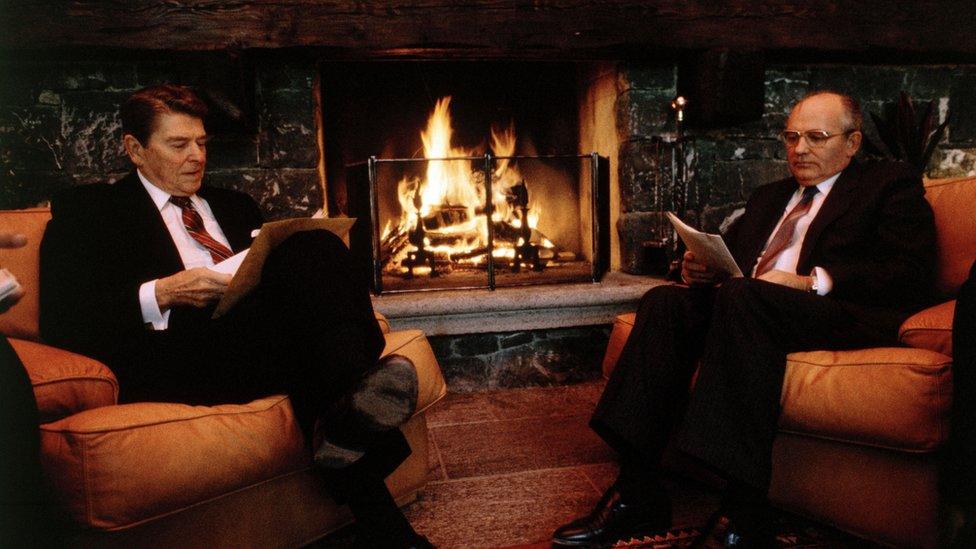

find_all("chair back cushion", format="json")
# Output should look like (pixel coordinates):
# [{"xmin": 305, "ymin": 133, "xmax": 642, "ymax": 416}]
[
  {"xmin": 0, "ymin": 208, "xmax": 50, "ymax": 341},
  {"xmin": 924, "ymin": 176, "xmax": 976, "ymax": 300}
]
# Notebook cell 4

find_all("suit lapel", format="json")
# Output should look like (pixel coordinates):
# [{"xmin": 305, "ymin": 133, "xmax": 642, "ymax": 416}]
[
  {"xmin": 115, "ymin": 173, "xmax": 185, "ymax": 275},
  {"xmin": 797, "ymin": 162, "xmax": 860, "ymax": 270},
  {"xmin": 736, "ymin": 181, "xmax": 798, "ymax": 273}
]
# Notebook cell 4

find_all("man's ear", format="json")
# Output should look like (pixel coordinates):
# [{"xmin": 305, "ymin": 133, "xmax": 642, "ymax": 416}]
[
  {"xmin": 123, "ymin": 134, "xmax": 145, "ymax": 167},
  {"xmin": 846, "ymin": 130, "xmax": 863, "ymax": 156}
]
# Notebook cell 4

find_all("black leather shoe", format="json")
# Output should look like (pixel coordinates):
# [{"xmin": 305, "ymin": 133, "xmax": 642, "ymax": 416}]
[
  {"xmin": 552, "ymin": 486, "xmax": 672, "ymax": 547},
  {"xmin": 692, "ymin": 510, "xmax": 776, "ymax": 549}
]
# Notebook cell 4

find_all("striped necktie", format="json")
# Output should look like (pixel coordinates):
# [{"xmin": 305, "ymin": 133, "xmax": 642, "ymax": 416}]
[
  {"xmin": 169, "ymin": 195, "xmax": 233, "ymax": 263},
  {"xmin": 754, "ymin": 186, "xmax": 819, "ymax": 277}
]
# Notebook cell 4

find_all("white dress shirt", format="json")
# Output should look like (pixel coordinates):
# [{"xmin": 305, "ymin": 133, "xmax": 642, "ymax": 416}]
[
  {"xmin": 753, "ymin": 171, "xmax": 841, "ymax": 295},
  {"xmin": 137, "ymin": 171, "xmax": 233, "ymax": 329}
]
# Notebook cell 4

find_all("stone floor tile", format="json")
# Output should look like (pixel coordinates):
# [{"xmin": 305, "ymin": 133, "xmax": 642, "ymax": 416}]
[
  {"xmin": 431, "ymin": 414, "xmax": 615, "ymax": 479},
  {"xmin": 427, "ymin": 380, "xmax": 606, "ymax": 428}
]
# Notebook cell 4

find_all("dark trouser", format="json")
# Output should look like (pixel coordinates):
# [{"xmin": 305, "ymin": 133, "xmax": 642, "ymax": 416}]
[
  {"xmin": 592, "ymin": 278, "xmax": 905, "ymax": 490},
  {"xmin": 102, "ymin": 229, "xmax": 409, "ymax": 480},
  {"xmin": 0, "ymin": 336, "xmax": 68, "ymax": 546},
  {"xmin": 942, "ymin": 259, "xmax": 976, "ymax": 505}
]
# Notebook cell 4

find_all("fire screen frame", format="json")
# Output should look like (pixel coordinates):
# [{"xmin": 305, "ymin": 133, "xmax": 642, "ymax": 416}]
[{"xmin": 349, "ymin": 152, "xmax": 609, "ymax": 294}]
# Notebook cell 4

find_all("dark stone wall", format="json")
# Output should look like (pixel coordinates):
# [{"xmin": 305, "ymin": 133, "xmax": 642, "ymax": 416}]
[
  {"xmin": 616, "ymin": 63, "xmax": 976, "ymax": 274},
  {"xmin": 429, "ymin": 326, "xmax": 611, "ymax": 393},
  {"xmin": 0, "ymin": 51, "xmax": 322, "ymax": 220}
]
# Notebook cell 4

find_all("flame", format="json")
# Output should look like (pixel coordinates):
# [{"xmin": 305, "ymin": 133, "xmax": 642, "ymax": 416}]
[{"xmin": 387, "ymin": 96, "xmax": 557, "ymax": 275}]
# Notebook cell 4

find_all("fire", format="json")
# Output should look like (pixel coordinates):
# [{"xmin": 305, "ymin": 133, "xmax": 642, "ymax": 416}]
[{"xmin": 383, "ymin": 96, "xmax": 561, "ymax": 276}]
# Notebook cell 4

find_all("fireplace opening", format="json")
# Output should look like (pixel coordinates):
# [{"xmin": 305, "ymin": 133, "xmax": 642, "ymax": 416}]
[{"xmin": 320, "ymin": 61, "xmax": 610, "ymax": 293}]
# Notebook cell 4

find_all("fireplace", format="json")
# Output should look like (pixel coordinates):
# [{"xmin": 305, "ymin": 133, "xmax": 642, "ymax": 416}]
[{"xmin": 320, "ymin": 61, "xmax": 611, "ymax": 293}]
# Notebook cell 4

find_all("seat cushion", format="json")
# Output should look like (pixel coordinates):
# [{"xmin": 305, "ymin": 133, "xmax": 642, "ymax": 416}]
[
  {"xmin": 39, "ymin": 329, "xmax": 447, "ymax": 531},
  {"xmin": 40, "ymin": 395, "xmax": 307, "ymax": 530},
  {"xmin": 899, "ymin": 300, "xmax": 954, "ymax": 357},
  {"xmin": 781, "ymin": 347, "xmax": 952, "ymax": 452},
  {"xmin": 10, "ymin": 338, "xmax": 118, "ymax": 422}
]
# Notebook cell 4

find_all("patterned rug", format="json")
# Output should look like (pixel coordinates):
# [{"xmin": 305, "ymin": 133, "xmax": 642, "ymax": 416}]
[{"xmin": 504, "ymin": 514, "xmax": 866, "ymax": 548}]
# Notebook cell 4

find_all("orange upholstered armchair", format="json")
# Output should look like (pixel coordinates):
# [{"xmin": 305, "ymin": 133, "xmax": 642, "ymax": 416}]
[
  {"xmin": 0, "ymin": 208, "xmax": 447, "ymax": 547},
  {"xmin": 601, "ymin": 176, "xmax": 976, "ymax": 548}
]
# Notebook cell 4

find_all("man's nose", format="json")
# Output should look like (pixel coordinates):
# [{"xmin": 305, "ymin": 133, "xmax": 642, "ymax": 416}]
[
  {"xmin": 187, "ymin": 143, "xmax": 205, "ymax": 161},
  {"xmin": 793, "ymin": 136, "xmax": 810, "ymax": 154}
]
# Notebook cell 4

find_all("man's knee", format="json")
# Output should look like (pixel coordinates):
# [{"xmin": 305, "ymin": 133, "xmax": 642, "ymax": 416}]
[
  {"xmin": 638, "ymin": 284, "xmax": 687, "ymax": 313},
  {"xmin": 714, "ymin": 277, "xmax": 764, "ymax": 305},
  {"xmin": 263, "ymin": 229, "xmax": 352, "ymax": 282},
  {"xmin": 277, "ymin": 229, "xmax": 348, "ymax": 257}
]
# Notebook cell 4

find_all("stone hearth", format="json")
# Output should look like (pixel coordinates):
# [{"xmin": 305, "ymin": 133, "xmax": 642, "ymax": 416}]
[{"xmin": 372, "ymin": 272, "xmax": 665, "ymax": 391}]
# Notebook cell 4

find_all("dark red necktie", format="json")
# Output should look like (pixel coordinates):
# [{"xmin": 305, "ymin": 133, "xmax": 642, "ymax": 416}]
[
  {"xmin": 169, "ymin": 196, "xmax": 233, "ymax": 263},
  {"xmin": 754, "ymin": 186, "xmax": 819, "ymax": 277}
]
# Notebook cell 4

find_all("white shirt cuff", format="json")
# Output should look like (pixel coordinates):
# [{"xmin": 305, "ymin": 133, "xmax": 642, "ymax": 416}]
[
  {"xmin": 139, "ymin": 280, "xmax": 170, "ymax": 330},
  {"xmin": 812, "ymin": 266, "xmax": 833, "ymax": 296}
]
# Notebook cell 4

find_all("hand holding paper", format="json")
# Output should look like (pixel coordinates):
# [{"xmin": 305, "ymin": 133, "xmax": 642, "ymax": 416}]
[{"xmin": 666, "ymin": 212, "xmax": 743, "ymax": 279}]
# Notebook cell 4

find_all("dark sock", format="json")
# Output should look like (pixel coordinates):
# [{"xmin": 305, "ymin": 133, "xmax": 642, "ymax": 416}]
[
  {"xmin": 724, "ymin": 479, "xmax": 772, "ymax": 532},
  {"xmin": 615, "ymin": 457, "xmax": 669, "ymax": 508}
]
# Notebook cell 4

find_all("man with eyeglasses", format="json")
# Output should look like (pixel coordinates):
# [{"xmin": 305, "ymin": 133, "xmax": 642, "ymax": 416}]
[{"xmin": 553, "ymin": 91, "xmax": 937, "ymax": 547}]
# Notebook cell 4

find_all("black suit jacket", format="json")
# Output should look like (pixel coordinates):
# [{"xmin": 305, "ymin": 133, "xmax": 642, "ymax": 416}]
[
  {"xmin": 40, "ymin": 172, "xmax": 264, "ymax": 357},
  {"xmin": 723, "ymin": 159, "xmax": 936, "ymax": 313}
]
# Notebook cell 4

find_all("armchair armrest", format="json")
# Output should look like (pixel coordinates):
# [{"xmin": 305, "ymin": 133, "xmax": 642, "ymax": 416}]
[
  {"xmin": 375, "ymin": 311, "xmax": 391, "ymax": 334},
  {"xmin": 899, "ymin": 300, "xmax": 955, "ymax": 357},
  {"xmin": 9, "ymin": 338, "xmax": 118, "ymax": 422}
]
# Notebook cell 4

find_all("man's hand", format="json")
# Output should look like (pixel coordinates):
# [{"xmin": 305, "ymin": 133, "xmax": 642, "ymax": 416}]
[
  {"xmin": 757, "ymin": 269, "xmax": 813, "ymax": 291},
  {"xmin": 0, "ymin": 232, "xmax": 27, "ymax": 313},
  {"xmin": 680, "ymin": 251, "xmax": 727, "ymax": 287},
  {"xmin": 155, "ymin": 268, "xmax": 232, "ymax": 310}
]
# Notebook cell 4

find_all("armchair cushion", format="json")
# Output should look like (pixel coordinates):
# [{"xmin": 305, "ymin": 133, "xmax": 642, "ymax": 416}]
[
  {"xmin": 39, "ymin": 395, "xmax": 306, "ymax": 530},
  {"xmin": 781, "ymin": 347, "xmax": 952, "ymax": 452},
  {"xmin": 924, "ymin": 176, "xmax": 976, "ymax": 299},
  {"xmin": 899, "ymin": 300, "xmax": 955, "ymax": 357},
  {"xmin": 11, "ymin": 338, "xmax": 118, "ymax": 422}
]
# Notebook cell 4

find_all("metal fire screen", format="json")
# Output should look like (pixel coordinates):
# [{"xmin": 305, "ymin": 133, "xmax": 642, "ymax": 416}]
[{"xmin": 347, "ymin": 153, "xmax": 609, "ymax": 294}]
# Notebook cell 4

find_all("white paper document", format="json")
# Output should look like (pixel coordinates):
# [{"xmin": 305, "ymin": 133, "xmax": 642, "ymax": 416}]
[
  {"xmin": 666, "ymin": 212, "xmax": 743, "ymax": 278},
  {"xmin": 212, "ymin": 249, "xmax": 249, "ymax": 276}
]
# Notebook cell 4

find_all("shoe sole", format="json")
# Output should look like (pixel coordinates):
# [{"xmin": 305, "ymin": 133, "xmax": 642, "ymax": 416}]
[
  {"xmin": 350, "ymin": 354, "xmax": 419, "ymax": 431},
  {"xmin": 313, "ymin": 355, "xmax": 418, "ymax": 469}
]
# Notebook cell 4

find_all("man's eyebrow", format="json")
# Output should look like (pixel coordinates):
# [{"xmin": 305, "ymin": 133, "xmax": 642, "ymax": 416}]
[{"xmin": 165, "ymin": 135, "xmax": 208, "ymax": 142}]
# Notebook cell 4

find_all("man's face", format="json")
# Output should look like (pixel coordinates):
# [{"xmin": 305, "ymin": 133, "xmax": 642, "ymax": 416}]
[
  {"xmin": 784, "ymin": 94, "xmax": 861, "ymax": 186},
  {"xmin": 124, "ymin": 111, "xmax": 207, "ymax": 196}
]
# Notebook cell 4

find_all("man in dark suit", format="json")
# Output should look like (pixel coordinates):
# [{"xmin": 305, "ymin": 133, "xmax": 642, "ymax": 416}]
[
  {"xmin": 39, "ymin": 85, "xmax": 430, "ymax": 547},
  {"xmin": 553, "ymin": 91, "xmax": 937, "ymax": 546}
]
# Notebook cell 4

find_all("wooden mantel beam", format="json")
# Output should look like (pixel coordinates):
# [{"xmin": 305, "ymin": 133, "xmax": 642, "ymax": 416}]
[{"xmin": 2, "ymin": 1, "xmax": 975, "ymax": 56}]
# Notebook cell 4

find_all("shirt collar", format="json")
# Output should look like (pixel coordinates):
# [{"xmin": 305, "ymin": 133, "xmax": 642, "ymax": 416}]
[
  {"xmin": 137, "ymin": 170, "xmax": 202, "ymax": 211},
  {"xmin": 806, "ymin": 171, "xmax": 841, "ymax": 196}
]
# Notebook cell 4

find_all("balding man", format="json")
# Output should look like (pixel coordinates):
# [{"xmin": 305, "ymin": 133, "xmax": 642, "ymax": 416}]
[{"xmin": 553, "ymin": 91, "xmax": 937, "ymax": 547}]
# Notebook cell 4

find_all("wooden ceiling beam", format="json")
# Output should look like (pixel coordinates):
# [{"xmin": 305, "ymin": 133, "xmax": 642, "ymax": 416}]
[{"xmin": 2, "ymin": 1, "xmax": 974, "ymax": 56}]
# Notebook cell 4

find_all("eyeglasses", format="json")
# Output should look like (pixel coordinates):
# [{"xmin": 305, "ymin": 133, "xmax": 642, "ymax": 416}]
[{"xmin": 779, "ymin": 129, "xmax": 856, "ymax": 148}]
